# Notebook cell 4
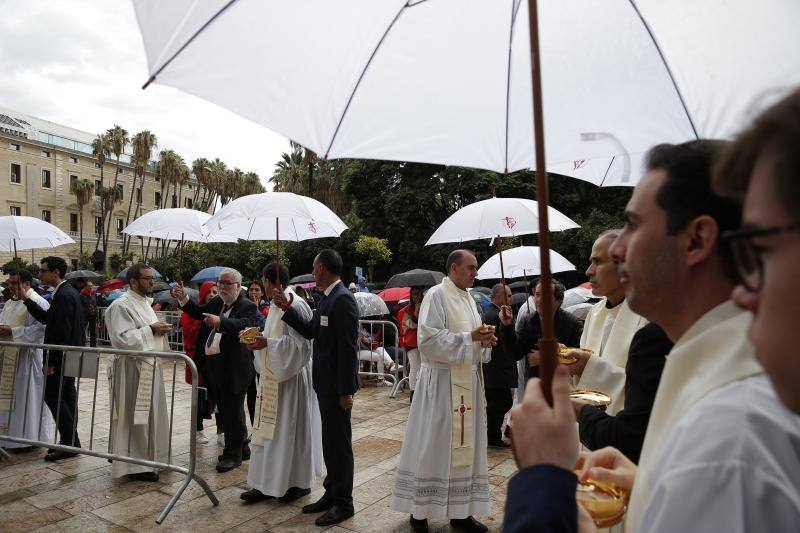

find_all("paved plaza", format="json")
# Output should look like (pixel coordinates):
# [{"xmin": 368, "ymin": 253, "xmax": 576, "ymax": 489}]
[{"xmin": 0, "ymin": 357, "xmax": 515, "ymax": 532}]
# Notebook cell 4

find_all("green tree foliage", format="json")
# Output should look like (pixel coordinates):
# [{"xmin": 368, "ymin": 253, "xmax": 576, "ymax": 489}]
[{"xmin": 354, "ymin": 235, "xmax": 392, "ymax": 279}]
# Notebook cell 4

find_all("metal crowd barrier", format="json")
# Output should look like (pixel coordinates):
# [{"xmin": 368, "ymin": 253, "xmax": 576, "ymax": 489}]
[
  {"xmin": 0, "ymin": 340, "xmax": 218, "ymax": 524},
  {"xmin": 97, "ymin": 308, "xmax": 184, "ymax": 352},
  {"xmin": 357, "ymin": 319, "xmax": 407, "ymax": 398}
]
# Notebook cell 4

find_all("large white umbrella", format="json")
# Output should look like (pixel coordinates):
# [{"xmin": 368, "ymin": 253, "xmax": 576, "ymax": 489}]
[
  {"xmin": 122, "ymin": 208, "xmax": 237, "ymax": 280},
  {"xmin": 134, "ymin": 0, "xmax": 799, "ymax": 186},
  {"xmin": 477, "ymin": 246, "xmax": 575, "ymax": 280},
  {"xmin": 425, "ymin": 197, "xmax": 578, "ymax": 245},
  {"xmin": 0, "ymin": 216, "xmax": 74, "ymax": 253}
]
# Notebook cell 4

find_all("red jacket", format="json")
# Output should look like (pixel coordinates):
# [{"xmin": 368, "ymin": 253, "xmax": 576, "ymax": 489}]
[
  {"xmin": 397, "ymin": 303, "xmax": 419, "ymax": 349},
  {"xmin": 181, "ymin": 281, "xmax": 216, "ymax": 384}
]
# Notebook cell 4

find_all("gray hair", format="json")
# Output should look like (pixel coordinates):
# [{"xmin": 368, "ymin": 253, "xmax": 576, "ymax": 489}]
[
  {"xmin": 597, "ymin": 228, "xmax": 623, "ymax": 242},
  {"xmin": 491, "ymin": 283, "xmax": 507, "ymax": 300},
  {"xmin": 219, "ymin": 267, "xmax": 242, "ymax": 284}
]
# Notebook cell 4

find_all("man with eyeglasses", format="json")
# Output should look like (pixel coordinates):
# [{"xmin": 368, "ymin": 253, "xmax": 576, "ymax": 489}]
[
  {"xmin": 172, "ymin": 268, "xmax": 261, "ymax": 472},
  {"xmin": 105, "ymin": 263, "xmax": 171, "ymax": 482},
  {"xmin": 505, "ymin": 139, "xmax": 800, "ymax": 532},
  {"xmin": 20, "ymin": 256, "xmax": 85, "ymax": 461}
]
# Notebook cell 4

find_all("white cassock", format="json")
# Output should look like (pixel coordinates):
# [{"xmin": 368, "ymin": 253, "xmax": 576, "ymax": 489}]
[
  {"xmin": 0, "ymin": 290, "xmax": 55, "ymax": 448},
  {"xmin": 105, "ymin": 290, "xmax": 170, "ymax": 478},
  {"xmin": 391, "ymin": 280, "xmax": 490, "ymax": 520},
  {"xmin": 247, "ymin": 289, "xmax": 323, "ymax": 496},
  {"xmin": 575, "ymin": 298, "xmax": 646, "ymax": 414},
  {"xmin": 513, "ymin": 297, "xmax": 535, "ymax": 404},
  {"xmin": 625, "ymin": 301, "xmax": 800, "ymax": 533}
]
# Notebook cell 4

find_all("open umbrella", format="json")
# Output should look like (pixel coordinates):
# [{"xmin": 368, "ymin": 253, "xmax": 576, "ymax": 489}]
[
  {"xmin": 122, "ymin": 208, "xmax": 236, "ymax": 280},
  {"xmin": 99, "ymin": 278, "xmax": 127, "ymax": 292},
  {"xmin": 384, "ymin": 269, "xmax": 444, "ymax": 289},
  {"xmin": 152, "ymin": 281, "xmax": 173, "ymax": 293},
  {"xmin": 353, "ymin": 292, "xmax": 390, "ymax": 318},
  {"xmin": 378, "ymin": 287, "xmax": 410, "ymax": 303},
  {"xmin": 289, "ymin": 273, "xmax": 315, "ymax": 285},
  {"xmin": 0, "ymin": 216, "xmax": 75, "ymax": 273},
  {"xmin": 65, "ymin": 270, "xmax": 101, "ymax": 281},
  {"xmin": 477, "ymin": 246, "xmax": 575, "ymax": 279},
  {"xmin": 153, "ymin": 287, "xmax": 198, "ymax": 307},
  {"xmin": 190, "ymin": 266, "xmax": 227, "ymax": 284},
  {"xmin": 116, "ymin": 266, "xmax": 162, "ymax": 280},
  {"xmin": 135, "ymin": 0, "xmax": 800, "ymax": 400}
]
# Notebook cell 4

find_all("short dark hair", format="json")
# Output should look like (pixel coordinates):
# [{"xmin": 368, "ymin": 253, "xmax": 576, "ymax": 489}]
[
  {"xmin": 534, "ymin": 277, "xmax": 566, "ymax": 303},
  {"xmin": 445, "ymin": 249, "xmax": 474, "ymax": 273},
  {"xmin": 262, "ymin": 262, "xmax": 289, "ymax": 286},
  {"xmin": 316, "ymin": 249, "xmax": 343, "ymax": 276},
  {"xmin": 126, "ymin": 263, "xmax": 151, "ymax": 283},
  {"xmin": 713, "ymin": 88, "xmax": 800, "ymax": 222},
  {"xmin": 9, "ymin": 269, "xmax": 33, "ymax": 284},
  {"xmin": 646, "ymin": 141, "xmax": 741, "ymax": 280},
  {"xmin": 40, "ymin": 256, "xmax": 67, "ymax": 278},
  {"xmin": 491, "ymin": 283, "xmax": 507, "ymax": 300},
  {"xmin": 247, "ymin": 279, "xmax": 266, "ymax": 292}
]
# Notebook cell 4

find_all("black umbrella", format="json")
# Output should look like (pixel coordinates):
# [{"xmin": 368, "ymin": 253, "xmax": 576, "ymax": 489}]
[
  {"xmin": 385, "ymin": 269, "xmax": 445, "ymax": 289},
  {"xmin": 510, "ymin": 292, "xmax": 528, "ymax": 307},
  {"xmin": 508, "ymin": 280, "xmax": 530, "ymax": 290},
  {"xmin": 289, "ymin": 273, "xmax": 315, "ymax": 284},
  {"xmin": 153, "ymin": 281, "xmax": 172, "ymax": 293},
  {"xmin": 65, "ymin": 270, "xmax": 101, "ymax": 281},
  {"xmin": 116, "ymin": 266, "xmax": 162, "ymax": 280},
  {"xmin": 471, "ymin": 286, "xmax": 492, "ymax": 295}
]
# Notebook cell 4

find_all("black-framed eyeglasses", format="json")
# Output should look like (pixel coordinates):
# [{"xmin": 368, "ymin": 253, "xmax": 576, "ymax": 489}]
[
  {"xmin": 721, "ymin": 223, "xmax": 800, "ymax": 292},
  {"xmin": 217, "ymin": 280, "xmax": 237, "ymax": 287}
]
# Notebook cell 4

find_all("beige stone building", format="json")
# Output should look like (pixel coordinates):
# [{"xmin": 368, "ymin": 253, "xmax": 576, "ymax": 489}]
[{"xmin": 0, "ymin": 106, "xmax": 208, "ymax": 271}]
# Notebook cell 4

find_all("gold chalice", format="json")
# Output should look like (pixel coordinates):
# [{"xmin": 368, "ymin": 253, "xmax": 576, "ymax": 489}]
[
  {"xmin": 574, "ymin": 472, "xmax": 628, "ymax": 527},
  {"xmin": 239, "ymin": 326, "xmax": 261, "ymax": 345}
]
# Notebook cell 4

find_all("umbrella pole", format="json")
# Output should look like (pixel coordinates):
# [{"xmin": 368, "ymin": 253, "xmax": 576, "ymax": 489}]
[
  {"xmin": 497, "ymin": 235, "xmax": 508, "ymax": 307},
  {"xmin": 519, "ymin": 238, "xmax": 531, "ymax": 314},
  {"xmin": 528, "ymin": 0, "xmax": 556, "ymax": 405},
  {"xmin": 13, "ymin": 239, "xmax": 21, "ymax": 275},
  {"xmin": 178, "ymin": 233, "xmax": 184, "ymax": 282},
  {"xmin": 275, "ymin": 218, "xmax": 281, "ymax": 292}
]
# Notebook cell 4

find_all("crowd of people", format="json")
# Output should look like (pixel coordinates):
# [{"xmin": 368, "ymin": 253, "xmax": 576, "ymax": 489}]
[{"xmin": 1, "ymin": 88, "xmax": 800, "ymax": 531}]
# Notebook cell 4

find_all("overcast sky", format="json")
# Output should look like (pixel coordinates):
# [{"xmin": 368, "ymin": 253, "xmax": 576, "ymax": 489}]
[{"xmin": 0, "ymin": 0, "xmax": 290, "ymax": 187}]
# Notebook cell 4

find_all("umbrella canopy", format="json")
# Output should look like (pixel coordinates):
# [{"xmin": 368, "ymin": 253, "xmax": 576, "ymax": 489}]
[
  {"xmin": 0, "ymin": 216, "xmax": 75, "ymax": 252},
  {"xmin": 205, "ymin": 192, "xmax": 348, "ymax": 241},
  {"xmin": 378, "ymin": 287, "xmax": 410, "ymax": 302},
  {"xmin": 153, "ymin": 287, "xmax": 198, "ymax": 307},
  {"xmin": 510, "ymin": 292, "xmax": 528, "ymax": 307},
  {"xmin": 122, "ymin": 208, "xmax": 237, "ymax": 243},
  {"xmin": 116, "ymin": 266, "xmax": 162, "ymax": 280},
  {"xmin": 65, "ymin": 270, "xmax": 101, "ymax": 281},
  {"xmin": 106, "ymin": 288, "xmax": 126, "ymax": 302},
  {"xmin": 99, "ymin": 278, "xmax": 127, "ymax": 292},
  {"xmin": 426, "ymin": 198, "xmax": 578, "ymax": 245},
  {"xmin": 353, "ymin": 292, "xmax": 390, "ymax": 318},
  {"xmin": 152, "ymin": 281, "xmax": 173, "ymax": 293},
  {"xmin": 562, "ymin": 286, "xmax": 595, "ymax": 309},
  {"xmin": 190, "ymin": 266, "xmax": 227, "ymax": 284},
  {"xmin": 385, "ymin": 269, "xmax": 445, "ymax": 289},
  {"xmin": 289, "ymin": 273, "xmax": 315, "ymax": 285},
  {"xmin": 508, "ymin": 280, "xmax": 530, "ymax": 290},
  {"xmin": 477, "ymin": 246, "xmax": 576, "ymax": 279},
  {"xmin": 134, "ymin": 1, "xmax": 799, "ymax": 185}
]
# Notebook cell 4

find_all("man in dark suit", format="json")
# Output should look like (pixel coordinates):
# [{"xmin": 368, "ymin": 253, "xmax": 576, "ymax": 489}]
[
  {"xmin": 573, "ymin": 322, "xmax": 672, "ymax": 463},
  {"xmin": 172, "ymin": 268, "xmax": 260, "ymax": 472},
  {"xmin": 272, "ymin": 249, "xmax": 359, "ymax": 527},
  {"xmin": 482, "ymin": 283, "xmax": 522, "ymax": 448},
  {"xmin": 21, "ymin": 256, "xmax": 85, "ymax": 461}
]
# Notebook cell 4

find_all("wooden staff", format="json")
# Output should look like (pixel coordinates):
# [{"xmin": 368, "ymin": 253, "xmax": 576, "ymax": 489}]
[{"xmin": 497, "ymin": 235, "xmax": 509, "ymax": 307}]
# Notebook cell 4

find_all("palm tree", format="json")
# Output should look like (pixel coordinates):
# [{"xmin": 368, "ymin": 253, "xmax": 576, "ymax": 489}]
[
  {"xmin": 70, "ymin": 179, "xmax": 95, "ymax": 257},
  {"xmin": 191, "ymin": 158, "xmax": 212, "ymax": 209},
  {"xmin": 270, "ymin": 143, "xmax": 350, "ymax": 215},
  {"xmin": 205, "ymin": 158, "xmax": 228, "ymax": 210},
  {"xmin": 91, "ymin": 133, "xmax": 111, "ymax": 252},
  {"xmin": 175, "ymin": 161, "xmax": 190, "ymax": 208},
  {"xmin": 241, "ymin": 171, "xmax": 265, "ymax": 196},
  {"xmin": 156, "ymin": 149, "xmax": 181, "ymax": 208},
  {"xmin": 123, "ymin": 130, "xmax": 157, "ymax": 253},
  {"xmin": 103, "ymin": 125, "xmax": 130, "ymax": 253},
  {"xmin": 271, "ymin": 145, "xmax": 306, "ymax": 192}
]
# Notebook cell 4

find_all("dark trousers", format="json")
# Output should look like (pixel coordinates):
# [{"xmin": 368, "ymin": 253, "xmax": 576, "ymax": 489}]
[
  {"xmin": 317, "ymin": 393, "xmax": 354, "ymax": 510},
  {"xmin": 484, "ymin": 387, "xmax": 513, "ymax": 443},
  {"xmin": 44, "ymin": 370, "xmax": 80, "ymax": 446},
  {"xmin": 219, "ymin": 388, "xmax": 247, "ymax": 460},
  {"xmin": 246, "ymin": 375, "xmax": 257, "ymax": 425}
]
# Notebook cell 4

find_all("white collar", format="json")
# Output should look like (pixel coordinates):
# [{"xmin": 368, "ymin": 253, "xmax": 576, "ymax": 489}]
[{"xmin": 324, "ymin": 279, "xmax": 342, "ymax": 296}]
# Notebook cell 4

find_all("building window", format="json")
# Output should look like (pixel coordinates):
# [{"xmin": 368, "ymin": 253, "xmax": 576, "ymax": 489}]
[
  {"xmin": 41, "ymin": 150, "xmax": 50, "ymax": 158},
  {"xmin": 136, "ymin": 187, "xmax": 142, "ymax": 203},
  {"xmin": 116, "ymin": 218, "xmax": 124, "ymax": 235},
  {"xmin": 42, "ymin": 210, "xmax": 51, "ymax": 223},
  {"xmin": 69, "ymin": 156, "xmax": 78, "ymax": 164},
  {"xmin": 94, "ymin": 216, "xmax": 102, "ymax": 234},
  {"xmin": 117, "ymin": 168, "xmax": 124, "ymax": 175},
  {"xmin": 69, "ymin": 174, "xmax": 78, "ymax": 188},
  {"xmin": 70, "ymin": 213, "xmax": 79, "ymax": 232},
  {"xmin": 155, "ymin": 176, "xmax": 160, "ymax": 183},
  {"xmin": 42, "ymin": 169, "xmax": 51, "ymax": 188},
  {"xmin": 71, "ymin": 258, "xmax": 78, "ymax": 269},
  {"xmin": 115, "ymin": 183, "xmax": 123, "ymax": 197},
  {"xmin": 10, "ymin": 163, "xmax": 22, "ymax": 184},
  {"xmin": 95, "ymin": 179, "xmax": 102, "ymax": 195},
  {"xmin": 154, "ymin": 191, "xmax": 161, "ymax": 206},
  {"xmin": 171, "ymin": 195, "xmax": 177, "ymax": 208},
  {"xmin": 95, "ymin": 162, "xmax": 101, "ymax": 169},
  {"xmin": 185, "ymin": 197, "xmax": 193, "ymax": 209},
  {"xmin": 10, "ymin": 206, "xmax": 21, "ymax": 216},
  {"xmin": 10, "ymin": 143, "xmax": 20, "ymax": 151}
]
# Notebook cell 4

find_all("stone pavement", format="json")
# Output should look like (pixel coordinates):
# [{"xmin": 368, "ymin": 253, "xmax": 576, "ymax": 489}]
[{"xmin": 0, "ymin": 357, "xmax": 516, "ymax": 532}]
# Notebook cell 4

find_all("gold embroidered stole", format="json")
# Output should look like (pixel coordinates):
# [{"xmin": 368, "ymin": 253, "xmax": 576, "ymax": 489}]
[
  {"xmin": 0, "ymin": 297, "xmax": 29, "ymax": 411},
  {"xmin": 252, "ymin": 292, "xmax": 289, "ymax": 445},
  {"xmin": 440, "ymin": 277, "xmax": 482, "ymax": 467}
]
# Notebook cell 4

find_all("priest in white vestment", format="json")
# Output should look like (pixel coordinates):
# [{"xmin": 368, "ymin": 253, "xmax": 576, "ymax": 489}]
[
  {"xmin": 240, "ymin": 263, "xmax": 323, "ymax": 504},
  {"xmin": 568, "ymin": 231, "xmax": 646, "ymax": 414},
  {"xmin": 391, "ymin": 250, "xmax": 499, "ymax": 533},
  {"xmin": 0, "ymin": 271, "xmax": 55, "ymax": 449},
  {"xmin": 105, "ymin": 264, "xmax": 171, "ymax": 482}
]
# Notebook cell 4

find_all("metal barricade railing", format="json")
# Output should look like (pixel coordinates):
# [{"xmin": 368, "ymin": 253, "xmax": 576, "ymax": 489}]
[
  {"xmin": 356, "ymin": 319, "xmax": 407, "ymax": 398},
  {"xmin": 97, "ymin": 308, "xmax": 184, "ymax": 353},
  {"xmin": 0, "ymin": 341, "xmax": 218, "ymax": 524}
]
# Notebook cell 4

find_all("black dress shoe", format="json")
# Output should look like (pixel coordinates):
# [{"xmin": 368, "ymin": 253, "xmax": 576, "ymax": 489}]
[
  {"xmin": 128, "ymin": 471, "xmax": 160, "ymax": 482},
  {"xmin": 450, "ymin": 516, "xmax": 489, "ymax": 533},
  {"xmin": 279, "ymin": 486, "xmax": 311, "ymax": 503},
  {"xmin": 302, "ymin": 496, "xmax": 334, "ymax": 514},
  {"xmin": 44, "ymin": 449, "xmax": 78, "ymax": 462},
  {"xmin": 241, "ymin": 444, "xmax": 251, "ymax": 461},
  {"xmin": 409, "ymin": 515, "xmax": 429, "ymax": 532},
  {"xmin": 240, "ymin": 488, "xmax": 274, "ymax": 503},
  {"xmin": 314, "ymin": 505, "xmax": 354, "ymax": 526},
  {"xmin": 487, "ymin": 439, "xmax": 511, "ymax": 449},
  {"xmin": 216, "ymin": 456, "xmax": 242, "ymax": 473}
]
